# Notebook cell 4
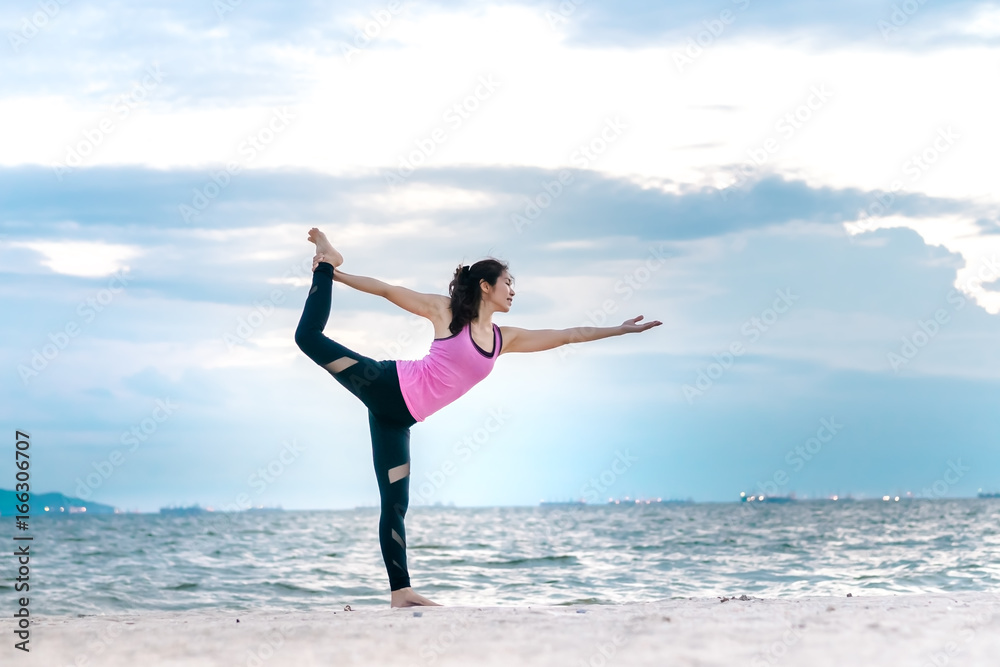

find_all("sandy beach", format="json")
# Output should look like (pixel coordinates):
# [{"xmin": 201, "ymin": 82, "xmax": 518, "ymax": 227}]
[{"xmin": 26, "ymin": 592, "xmax": 999, "ymax": 666}]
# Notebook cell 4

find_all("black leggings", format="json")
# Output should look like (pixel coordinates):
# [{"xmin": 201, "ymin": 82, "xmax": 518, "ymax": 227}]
[{"xmin": 294, "ymin": 261, "xmax": 417, "ymax": 592}]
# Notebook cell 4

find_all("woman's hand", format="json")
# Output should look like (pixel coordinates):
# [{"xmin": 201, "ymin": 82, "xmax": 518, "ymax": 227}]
[
  {"xmin": 312, "ymin": 253, "xmax": 333, "ymax": 272},
  {"xmin": 620, "ymin": 315, "xmax": 662, "ymax": 334}
]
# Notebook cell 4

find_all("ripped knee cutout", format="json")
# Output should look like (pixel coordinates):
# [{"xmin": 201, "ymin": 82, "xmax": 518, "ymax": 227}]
[
  {"xmin": 387, "ymin": 462, "xmax": 410, "ymax": 484},
  {"xmin": 326, "ymin": 356, "xmax": 360, "ymax": 374}
]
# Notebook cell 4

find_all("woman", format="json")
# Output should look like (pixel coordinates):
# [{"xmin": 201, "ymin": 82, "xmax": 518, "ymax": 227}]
[{"xmin": 294, "ymin": 228, "xmax": 661, "ymax": 607}]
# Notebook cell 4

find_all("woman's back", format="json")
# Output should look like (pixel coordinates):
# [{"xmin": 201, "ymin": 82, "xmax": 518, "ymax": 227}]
[{"xmin": 395, "ymin": 321, "xmax": 502, "ymax": 422}]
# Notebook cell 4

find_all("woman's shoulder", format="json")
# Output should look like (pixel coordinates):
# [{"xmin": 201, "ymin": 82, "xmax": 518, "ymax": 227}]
[{"xmin": 430, "ymin": 297, "xmax": 456, "ymax": 338}]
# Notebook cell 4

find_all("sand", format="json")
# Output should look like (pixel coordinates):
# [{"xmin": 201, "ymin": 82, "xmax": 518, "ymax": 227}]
[{"xmin": 26, "ymin": 592, "xmax": 1000, "ymax": 666}]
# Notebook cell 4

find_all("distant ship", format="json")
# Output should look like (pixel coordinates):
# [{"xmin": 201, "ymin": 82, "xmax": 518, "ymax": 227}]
[
  {"xmin": 537, "ymin": 497, "xmax": 692, "ymax": 506},
  {"xmin": 740, "ymin": 492, "xmax": 795, "ymax": 503},
  {"xmin": 607, "ymin": 497, "xmax": 692, "ymax": 505},
  {"xmin": 978, "ymin": 491, "xmax": 1000, "ymax": 499}
]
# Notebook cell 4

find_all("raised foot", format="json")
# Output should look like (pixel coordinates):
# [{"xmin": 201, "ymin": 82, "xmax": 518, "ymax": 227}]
[
  {"xmin": 390, "ymin": 587, "xmax": 442, "ymax": 608},
  {"xmin": 307, "ymin": 227, "xmax": 344, "ymax": 269}
]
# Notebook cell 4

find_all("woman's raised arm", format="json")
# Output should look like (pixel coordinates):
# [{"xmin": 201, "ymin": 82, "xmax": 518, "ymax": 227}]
[
  {"xmin": 334, "ymin": 269, "xmax": 446, "ymax": 319},
  {"xmin": 332, "ymin": 268, "xmax": 388, "ymax": 296}
]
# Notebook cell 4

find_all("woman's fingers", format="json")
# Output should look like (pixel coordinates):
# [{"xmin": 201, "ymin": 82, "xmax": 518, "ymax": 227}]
[{"xmin": 622, "ymin": 316, "xmax": 662, "ymax": 332}]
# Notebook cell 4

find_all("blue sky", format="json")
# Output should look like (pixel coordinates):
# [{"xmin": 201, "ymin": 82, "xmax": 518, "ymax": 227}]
[{"xmin": 2, "ymin": 0, "xmax": 1000, "ymax": 511}]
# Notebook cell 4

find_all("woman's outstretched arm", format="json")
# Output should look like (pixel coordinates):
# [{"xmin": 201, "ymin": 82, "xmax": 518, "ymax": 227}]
[
  {"xmin": 334, "ymin": 269, "xmax": 446, "ymax": 319},
  {"xmin": 501, "ymin": 316, "xmax": 661, "ymax": 354},
  {"xmin": 332, "ymin": 268, "xmax": 388, "ymax": 295}
]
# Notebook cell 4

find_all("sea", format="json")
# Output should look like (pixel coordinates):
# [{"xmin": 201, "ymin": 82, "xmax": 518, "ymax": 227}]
[{"xmin": 11, "ymin": 499, "xmax": 1000, "ymax": 616}]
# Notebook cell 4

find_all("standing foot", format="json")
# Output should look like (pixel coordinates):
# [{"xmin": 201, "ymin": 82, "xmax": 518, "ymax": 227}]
[
  {"xmin": 307, "ymin": 227, "xmax": 344, "ymax": 269},
  {"xmin": 390, "ymin": 587, "xmax": 442, "ymax": 608}
]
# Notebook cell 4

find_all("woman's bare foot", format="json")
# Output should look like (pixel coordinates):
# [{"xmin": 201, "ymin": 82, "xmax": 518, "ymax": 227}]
[
  {"xmin": 307, "ymin": 228, "xmax": 344, "ymax": 268},
  {"xmin": 390, "ymin": 587, "xmax": 442, "ymax": 608}
]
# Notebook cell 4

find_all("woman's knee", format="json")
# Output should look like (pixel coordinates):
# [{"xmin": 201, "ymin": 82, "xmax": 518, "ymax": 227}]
[
  {"xmin": 295, "ymin": 328, "xmax": 346, "ymax": 368},
  {"xmin": 387, "ymin": 499, "xmax": 408, "ymax": 520},
  {"xmin": 294, "ymin": 326, "xmax": 320, "ymax": 357},
  {"xmin": 325, "ymin": 357, "xmax": 360, "ymax": 374}
]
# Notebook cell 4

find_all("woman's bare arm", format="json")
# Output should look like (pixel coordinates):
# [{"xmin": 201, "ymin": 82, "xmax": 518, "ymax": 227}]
[
  {"xmin": 501, "ymin": 317, "xmax": 661, "ymax": 354},
  {"xmin": 334, "ymin": 269, "xmax": 446, "ymax": 319},
  {"xmin": 333, "ymin": 269, "xmax": 388, "ymax": 296}
]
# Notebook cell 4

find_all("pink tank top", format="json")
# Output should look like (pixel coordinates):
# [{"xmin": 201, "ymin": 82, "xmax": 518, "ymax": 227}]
[{"xmin": 395, "ymin": 322, "xmax": 502, "ymax": 422}]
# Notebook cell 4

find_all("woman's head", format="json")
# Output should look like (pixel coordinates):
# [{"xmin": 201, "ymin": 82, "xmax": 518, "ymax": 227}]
[{"xmin": 448, "ymin": 258, "xmax": 514, "ymax": 334}]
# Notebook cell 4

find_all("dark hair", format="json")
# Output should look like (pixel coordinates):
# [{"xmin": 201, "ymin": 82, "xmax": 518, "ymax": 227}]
[{"xmin": 448, "ymin": 258, "xmax": 511, "ymax": 335}]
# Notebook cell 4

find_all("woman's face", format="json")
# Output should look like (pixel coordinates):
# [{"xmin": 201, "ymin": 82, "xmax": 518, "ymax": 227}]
[{"xmin": 483, "ymin": 270, "xmax": 515, "ymax": 312}]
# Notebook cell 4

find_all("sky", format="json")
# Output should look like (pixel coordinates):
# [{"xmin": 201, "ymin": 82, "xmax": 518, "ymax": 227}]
[{"xmin": 2, "ymin": 0, "xmax": 1000, "ymax": 512}]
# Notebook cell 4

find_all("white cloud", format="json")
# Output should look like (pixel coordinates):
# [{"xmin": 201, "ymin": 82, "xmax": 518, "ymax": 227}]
[
  {"xmin": 3, "ymin": 6, "xmax": 995, "ymax": 206},
  {"xmin": 845, "ymin": 214, "xmax": 1000, "ymax": 314},
  {"xmin": 5, "ymin": 3, "xmax": 1000, "ymax": 317},
  {"xmin": 351, "ymin": 182, "xmax": 499, "ymax": 213},
  {"xmin": 947, "ymin": 5, "xmax": 1000, "ymax": 37},
  {"xmin": 12, "ymin": 240, "xmax": 141, "ymax": 277}
]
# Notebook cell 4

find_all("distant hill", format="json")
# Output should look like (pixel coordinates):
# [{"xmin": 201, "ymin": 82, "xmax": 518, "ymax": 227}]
[{"xmin": 0, "ymin": 489, "xmax": 117, "ymax": 516}]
